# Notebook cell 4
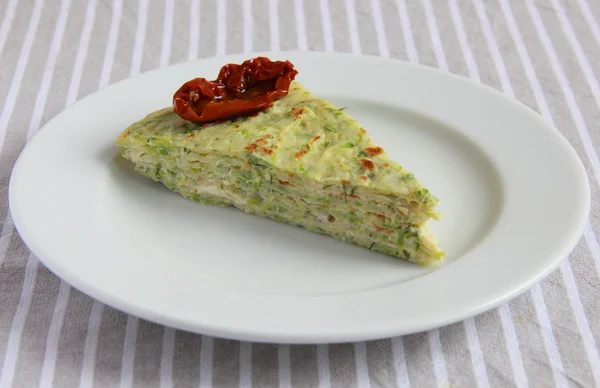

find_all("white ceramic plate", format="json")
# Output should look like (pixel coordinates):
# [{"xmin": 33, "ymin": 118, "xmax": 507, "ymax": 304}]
[{"xmin": 9, "ymin": 52, "xmax": 590, "ymax": 343}]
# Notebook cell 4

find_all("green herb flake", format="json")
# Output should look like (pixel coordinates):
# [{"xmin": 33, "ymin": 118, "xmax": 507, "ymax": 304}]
[
  {"xmin": 300, "ymin": 165, "xmax": 308, "ymax": 176},
  {"xmin": 240, "ymin": 172, "xmax": 252, "ymax": 182},
  {"xmin": 358, "ymin": 150, "xmax": 367, "ymax": 158},
  {"xmin": 159, "ymin": 147, "xmax": 169, "ymax": 155},
  {"xmin": 324, "ymin": 124, "xmax": 338, "ymax": 133},
  {"xmin": 341, "ymin": 142, "xmax": 354, "ymax": 148},
  {"xmin": 396, "ymin": 230, "xmax": 406, "ymax": 247},
  {"xmin": 341, "ymin": 182, "xmax": 348, "ymax": 203},
  {"xmin": 334, "ymin": 107, "xmax": 347, "ymax": 116},
  {"xmin": 246, "ymin": 196, "xmax": 262, "ymax": 206}
]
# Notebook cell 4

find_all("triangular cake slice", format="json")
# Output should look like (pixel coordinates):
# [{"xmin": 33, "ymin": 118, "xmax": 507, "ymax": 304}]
[{"xmin": 116, "ymin": 82, "xmax": 444, "ymax": 265}]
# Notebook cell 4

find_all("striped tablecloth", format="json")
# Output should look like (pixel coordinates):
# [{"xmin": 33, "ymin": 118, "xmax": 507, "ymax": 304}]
[{"xmin": 1, "ymin": 0, "xmax": 599, "ymax": 387}]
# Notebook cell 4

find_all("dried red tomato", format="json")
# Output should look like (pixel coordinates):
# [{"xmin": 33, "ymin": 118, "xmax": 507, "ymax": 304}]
[{"xmin": 172, "ymin": 57, "xmax": 298, "ymax": 123}]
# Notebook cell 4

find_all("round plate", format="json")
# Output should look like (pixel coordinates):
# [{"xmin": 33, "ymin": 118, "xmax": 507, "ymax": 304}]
[{"xmin": 9, "ymin": 52, "xmax": 590, "ymax": 343}]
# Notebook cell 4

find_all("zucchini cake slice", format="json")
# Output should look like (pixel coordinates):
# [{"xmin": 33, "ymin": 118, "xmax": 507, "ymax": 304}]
[{"xmin": 116, "ymin": 81, "xmax": 444, "ymax": 265}]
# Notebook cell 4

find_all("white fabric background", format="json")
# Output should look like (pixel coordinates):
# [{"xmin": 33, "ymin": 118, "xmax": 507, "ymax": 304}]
[{"xmin": 0, "ymin": 0, "xmax": 599, "ymax": 387}]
